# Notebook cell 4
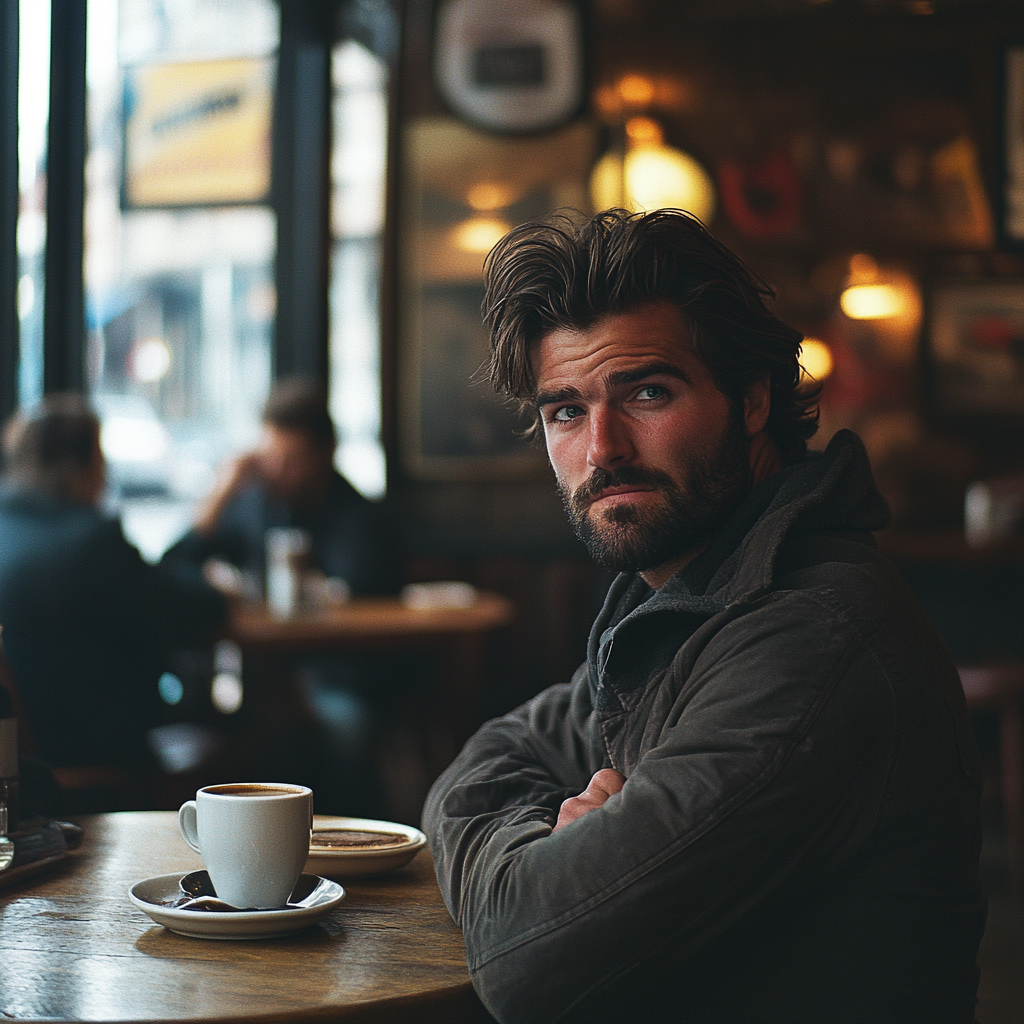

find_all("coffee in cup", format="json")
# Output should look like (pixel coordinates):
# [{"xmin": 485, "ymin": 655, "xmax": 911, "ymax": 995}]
[{"xmin": 178, "ymin": 782, "xmax": 313, "ymax": 909}]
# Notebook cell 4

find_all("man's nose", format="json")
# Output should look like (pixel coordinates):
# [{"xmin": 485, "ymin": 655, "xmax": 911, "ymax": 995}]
[{"xmin": 586, "ymin": 406, "xmax": 635, "ymax": 470}]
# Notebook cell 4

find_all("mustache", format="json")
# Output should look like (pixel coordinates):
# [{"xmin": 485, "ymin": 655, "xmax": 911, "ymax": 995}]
[{"xmin": 571, "ymin": 465, "xmax": 677, "ymax": 506}]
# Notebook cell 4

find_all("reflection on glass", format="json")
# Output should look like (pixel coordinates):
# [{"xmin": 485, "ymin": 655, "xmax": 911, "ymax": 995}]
[
  {"xmin": 400, "ymin": 117, "xmax": 597, "ymax": 478},
  {"xmin": 17, "ymin": 0, "xmax": 50, "ymax": 409},
  {"xmin": 84, "ymin": 0, "xmax": 278, "ymax": 561},
  {"xmin": 330, "ymin": 40, "xmax": 388, "ymax": 500}
]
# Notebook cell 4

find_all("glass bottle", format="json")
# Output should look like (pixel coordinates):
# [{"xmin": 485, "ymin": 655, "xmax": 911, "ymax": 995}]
[
  {"xmin": 0, "ymin": 676, "xmax": 18, "ymax": 830},
  {"xmin": 0, "ymin": 628, "xmax": 19, "ymax": 828}
]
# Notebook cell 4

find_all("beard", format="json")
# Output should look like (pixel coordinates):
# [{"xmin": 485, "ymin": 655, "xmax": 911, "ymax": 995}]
[{"xmin": 558, "ymin": 412, "xmax": 752, "ymax": 574}]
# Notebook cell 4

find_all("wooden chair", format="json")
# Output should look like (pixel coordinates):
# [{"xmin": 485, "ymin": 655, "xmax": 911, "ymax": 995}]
[
  {"xmin": 958, "ymin": 663, "xmax": 1024, "ymax": 903},
  {"xmin": 0, "ymin": 635, "xmax": 147, "ymax": 814}
]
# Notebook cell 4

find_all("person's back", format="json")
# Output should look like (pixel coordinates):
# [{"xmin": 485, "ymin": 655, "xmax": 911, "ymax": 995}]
[{"xmin": 0, "ymin": 396, "xmax": 225, "ymax": 768}]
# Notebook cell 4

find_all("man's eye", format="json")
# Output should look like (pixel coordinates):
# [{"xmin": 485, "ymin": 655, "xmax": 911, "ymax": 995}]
[
  {"xmin": 552, "ymin": 405, "xmax": 584, "ymax": 422},
  {"xmin": 636, "ymin": 385, "xmax": 668, "ymax": 401}
]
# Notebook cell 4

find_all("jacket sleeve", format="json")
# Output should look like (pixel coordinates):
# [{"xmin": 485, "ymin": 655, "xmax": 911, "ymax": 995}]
[
  {"xmin": 96, "ymin": 518, "xmax": 227, "ymax": 644},
  {"xmin": 424, "ymin": 674, "xmax": 601, "ymax": 918},
  {"xmin": 421, "ymin": 592, "xmax": 895, "ymax": 1024},
  {"xmin": 160, "ymin": 521, "xmax": 250, "ymax": 581},
  {"xmin": 322, "ymin": 498, "xmax": 404, "ymax": 597}
]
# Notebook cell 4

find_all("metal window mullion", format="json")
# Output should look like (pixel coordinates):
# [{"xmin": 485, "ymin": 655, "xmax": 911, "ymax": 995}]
[
  {"xmin": 273, "ymin": 0, "xmax": 331, "ymax": 383},
  {"xmin": 42, "ymin": 0, "xmax": 86, "ymax": 395},
  {"xmin": 0, "ymin": 0, "xmax": 18, "ymax": 419}
]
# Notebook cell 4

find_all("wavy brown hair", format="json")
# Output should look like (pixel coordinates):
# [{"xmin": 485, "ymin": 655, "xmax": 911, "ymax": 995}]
[{"xmin": 483, "ymin": 209, "xmax": 820, "ymax": 463}]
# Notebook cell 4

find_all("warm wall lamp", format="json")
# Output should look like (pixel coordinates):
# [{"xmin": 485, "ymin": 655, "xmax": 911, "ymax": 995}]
[
  {"xmin": 839, "ymin": 254, "xmax": 916, "ymax": 321},
  {"xmin": 589, "ymin": 116, "xmax": 716, "ymax": 222},
  {"xmin": 451, "ymin": 215, "xmax": 512, "ymax": 253},
  {"xmin": 799, "ymin": 337, "xmax": 834, "ymax": 381},
  {"xmin": 451, "ymin": 180, "xmax": 517, "ymax": 253}
]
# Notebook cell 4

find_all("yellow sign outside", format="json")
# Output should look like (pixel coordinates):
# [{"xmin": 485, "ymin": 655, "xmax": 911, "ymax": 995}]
[{"xmin": 124, "ymin": 56, "xmax": 273, "ymax": 208}]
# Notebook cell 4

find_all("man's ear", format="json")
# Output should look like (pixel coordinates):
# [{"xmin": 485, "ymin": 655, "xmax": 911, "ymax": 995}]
[{"xmin": 743, "ymin": 377, "xmax": 772, "ymax": 436}]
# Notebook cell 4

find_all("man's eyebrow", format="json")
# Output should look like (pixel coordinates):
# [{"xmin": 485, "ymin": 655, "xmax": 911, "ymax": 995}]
[
  {"xmin": 606, "ymin": 362, "xmax": 693, "ymax": 387},
  {"xmin": 534, "ymin": 385, "xmax": 583, "ymax": 409},
  {"xmin": 534, "ymin": 363, "xmax": 692, "ymax": 408}
]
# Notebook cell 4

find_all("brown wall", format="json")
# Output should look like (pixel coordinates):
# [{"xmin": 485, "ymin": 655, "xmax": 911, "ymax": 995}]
[{"xmin": 385, "ymin": 0, "xmax": 1024, "ymax": 713}]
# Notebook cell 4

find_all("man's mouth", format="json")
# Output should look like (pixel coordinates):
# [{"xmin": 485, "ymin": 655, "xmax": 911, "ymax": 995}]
[
  {"xmin": 590, "ymin": 485, "xmax": 658, "ymax": 506},
  {"xmin": 570, "ymin": 467, "xmax": 674, "ymax": 511}
]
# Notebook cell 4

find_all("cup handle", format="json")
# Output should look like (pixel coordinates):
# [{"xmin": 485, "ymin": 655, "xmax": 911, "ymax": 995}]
[{"xmin": 178, "ymin": 800, "xmax": 201, "ymax": 853}]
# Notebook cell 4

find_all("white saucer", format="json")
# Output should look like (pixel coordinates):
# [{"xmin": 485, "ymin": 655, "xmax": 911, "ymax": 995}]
[
  {"xmin": 305, "ymin": 816, "xmax": 427, "ymax": 880},
  {"xmin": 128, "ymin": 873, "xmax": 345, "ymax": 940}
]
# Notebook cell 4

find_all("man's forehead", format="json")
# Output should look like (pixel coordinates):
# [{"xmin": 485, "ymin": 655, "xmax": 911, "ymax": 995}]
[{"xmin": 531, "ymin": 302, "xmax": 700, "ymax": 390}]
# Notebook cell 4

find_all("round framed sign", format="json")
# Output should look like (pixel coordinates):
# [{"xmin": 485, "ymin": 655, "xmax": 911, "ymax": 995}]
[{"xmin": 433, "ymin": 0, "xmax": 587, "ymax": 135}]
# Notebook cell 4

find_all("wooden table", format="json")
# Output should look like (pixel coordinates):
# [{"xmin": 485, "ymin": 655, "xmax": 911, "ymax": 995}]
[
  {"xmin": 0, "ymin": 812, "xmax": 490, "ymax": 1023},
  {"xmin": 226, "ymin": 594, "xmax": 516, "ymax": 781},
  {"xmin": 229, "ymin": 593, "xmax": 516, "ymax": 654}
]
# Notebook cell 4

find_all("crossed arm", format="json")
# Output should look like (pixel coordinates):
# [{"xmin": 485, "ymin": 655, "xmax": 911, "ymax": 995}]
[{"xmin": 422, "ymin": 597, "xmax": 891, "ymax": 1024}]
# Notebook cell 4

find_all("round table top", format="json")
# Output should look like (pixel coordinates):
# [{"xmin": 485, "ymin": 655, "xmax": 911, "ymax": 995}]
[
  {"xmin": 0, "ymin": 812, "xmax": 484, "ymax": 1023},
  {"xmin": 228, "ymin": 592, "xmax": 516, "ymax": 652}
]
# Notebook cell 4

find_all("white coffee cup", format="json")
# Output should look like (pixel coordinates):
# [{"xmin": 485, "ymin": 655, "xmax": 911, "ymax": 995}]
[{"xmin": 178, "ymin": 783, "xmax": 313, "ymax": 909}]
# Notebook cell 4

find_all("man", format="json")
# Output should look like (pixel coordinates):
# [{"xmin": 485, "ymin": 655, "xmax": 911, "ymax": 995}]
[
  {"xmin": 162, "ymin": 377, "xmax": 400, "ymax": 596},
  {"xmin": 163, "ymin": 378, "xmax": 402, "ymax": 814},
  {"xmin": 422, "ymin": 210, "xmax": 984, "ymax": 1023},
  {"xmin": 0, "ymin": 394, "xmax": 225, "ymax": 769}
]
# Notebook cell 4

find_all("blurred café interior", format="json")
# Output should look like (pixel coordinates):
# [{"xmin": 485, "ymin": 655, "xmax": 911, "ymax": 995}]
[{"xmin": 0, "ymin": 0, "xmax": 1022, "ymax": 997}]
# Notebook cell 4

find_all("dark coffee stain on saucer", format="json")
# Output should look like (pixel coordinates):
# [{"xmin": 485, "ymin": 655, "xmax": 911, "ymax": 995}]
[{"xmin": 159, "ymin": 870, "xmax": 335, "ymax": 912}]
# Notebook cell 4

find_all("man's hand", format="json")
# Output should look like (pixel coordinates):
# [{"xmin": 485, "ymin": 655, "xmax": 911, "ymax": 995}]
[
  {"xmin": 553, "ymin": 769, "xmax": 626, "ymax": 832},
  {"xmin": 193, "ymin": 451, "xmax": 263, "ymax": 538}
]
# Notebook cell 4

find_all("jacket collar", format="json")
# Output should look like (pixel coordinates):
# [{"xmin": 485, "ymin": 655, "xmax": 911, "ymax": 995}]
[{"xmin": 586, "ymin": 430, "xmax": 890, "ymax": 705}]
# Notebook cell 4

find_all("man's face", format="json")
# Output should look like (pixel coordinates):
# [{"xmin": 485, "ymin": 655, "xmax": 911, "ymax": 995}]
[
  {"xmin": 533, "ymin": 301, "xmax": 753, "ymax": 578},
  {"xmin": 256, "ymin": 425, "xmax": 333, "ymax": 505}
]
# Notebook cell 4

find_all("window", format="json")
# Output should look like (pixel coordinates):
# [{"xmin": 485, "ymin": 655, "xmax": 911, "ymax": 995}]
[
  {"xmin": 330, "ymin": 38, "xmax": 388, "ymax": 499},
  {"xmin": 17, "ymin": 0, "xmax": 50, "ymax": 409},
  {"xmin": 84, "ymin": 0, "xmax": 278, "ymax": 560}
]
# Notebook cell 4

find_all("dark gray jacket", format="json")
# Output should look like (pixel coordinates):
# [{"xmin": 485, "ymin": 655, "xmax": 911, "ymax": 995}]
[
  {"xmin": 0, "ymin": 489, "xmax": 226, "ymax": 767},
  {"xmin": 423, "ymin": 431, "xmax": 985, "ymax": 1024},
  {"xmin": 162, "ymin": 471, "xmax": 401, "ymax": 597}
]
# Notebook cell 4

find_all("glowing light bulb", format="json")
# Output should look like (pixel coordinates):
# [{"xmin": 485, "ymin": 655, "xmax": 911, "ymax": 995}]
[
  {"xmin": 840, "ymin": 284, "xmax": 906, "ymax": 320},
  {"xmin": 466, "ymin": 182, "xmax": 517, "ymax": 212},
  {"xmin": 130, "ymin": 337, "xmax": 172, "ymax": 382},
  {"xmin": 590, "ymin": 144, "xmax": 716, "ymax": 223},
  {"xmin": 212, "ymin": 673, "xmax": 243, "ymax": 715},
  {"xmin": 451, "ymin": 216, "xmax": 511, "ymax": 254},
  {"xmin": 799, "ymin": 338, "xmax": 834, "ymax": 381},
  {"xmin": 617, "ymin": 74, "xmax": 655, "ymax": 107}
]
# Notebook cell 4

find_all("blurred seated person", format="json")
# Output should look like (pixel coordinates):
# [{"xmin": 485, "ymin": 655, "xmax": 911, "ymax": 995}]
[
  {"xmin": 162, "ymin": 377, "xmax": 400, "ymax": 599},
  {"xmin": 162, "ymin": 378, "xmax": 403, "ymax": 816},
  {"xmin": 0, "ymin": 395, "xmax": 226, "ymax": 771}
]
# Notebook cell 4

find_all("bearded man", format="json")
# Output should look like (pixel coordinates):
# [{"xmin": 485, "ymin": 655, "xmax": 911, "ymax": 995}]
[{"xmin": 422, "ymin": 210, "xmax": 985, "ymax": 1024}]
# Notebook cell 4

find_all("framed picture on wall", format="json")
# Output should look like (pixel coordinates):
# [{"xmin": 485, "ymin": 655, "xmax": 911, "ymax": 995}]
[
  {"xmin": 998, "ymin": 43, "xmax": 1024, "ymax": 252},
  {"xmin": 122, "ymin": 56, "xmax": 273, "ymax": 209},
  {"xmin": 398, "ymin": 116, "xmax": 598, "ymax": 479},
  {"xmin": 925, "ymin": 279, "xmax": 1024, "ymax": 418}
]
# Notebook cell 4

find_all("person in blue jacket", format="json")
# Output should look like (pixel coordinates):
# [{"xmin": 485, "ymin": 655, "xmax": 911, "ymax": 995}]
[
  {"xmin": 162, "ymin": 378, "xmax": 404, "ymax": 815},
  {"xmin": 0, "ymin": 394, "xmax": 225, "ymax": 771},
  {"xmin": 162, "ymin": 377, "xmax": 401, "ymax": 599}
]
